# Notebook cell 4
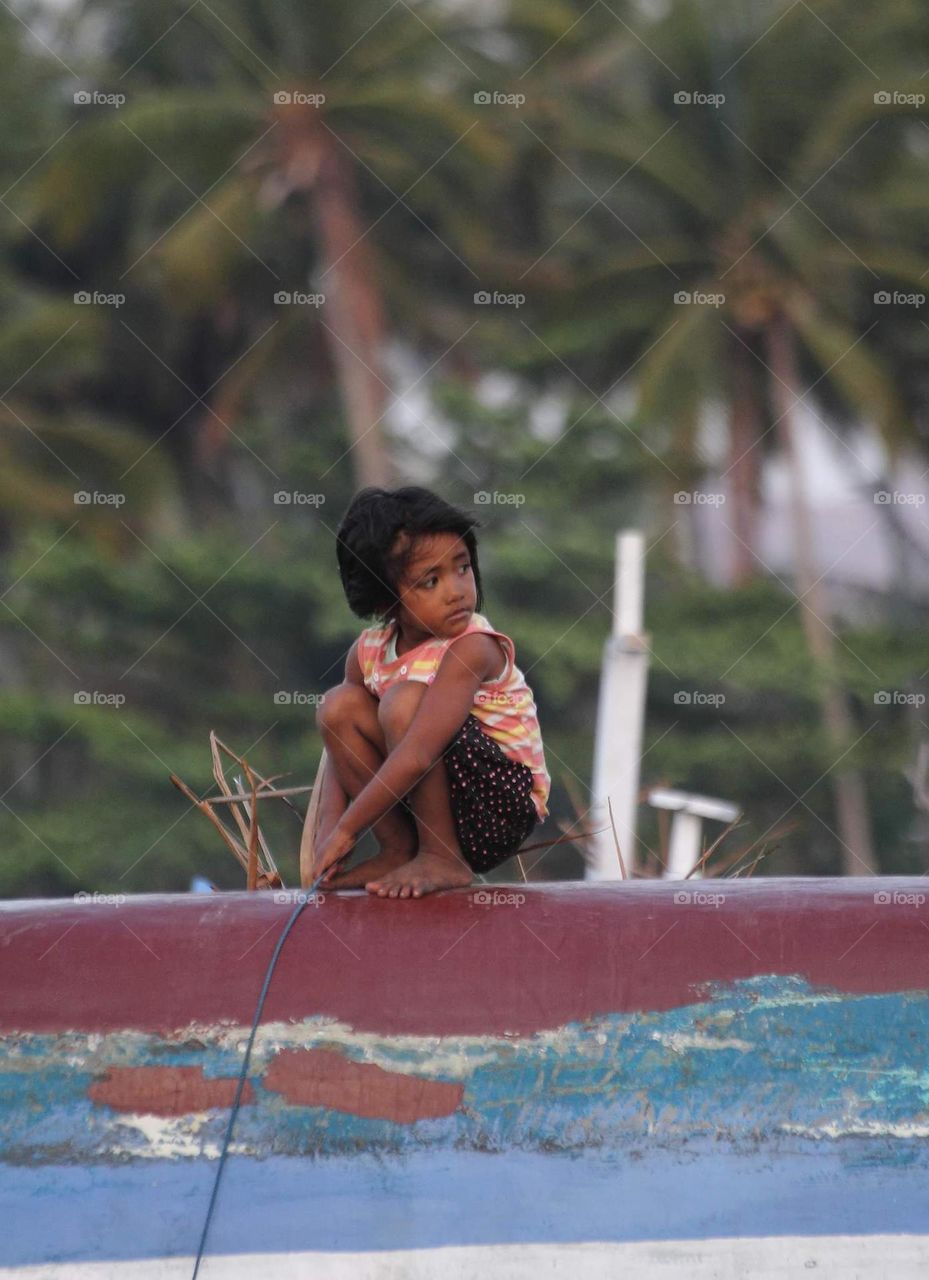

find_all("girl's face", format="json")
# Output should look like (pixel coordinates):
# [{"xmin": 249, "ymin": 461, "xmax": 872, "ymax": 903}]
[{"xmin": 391, "ymin": 531, "xmax": 477, "ymax": 641}]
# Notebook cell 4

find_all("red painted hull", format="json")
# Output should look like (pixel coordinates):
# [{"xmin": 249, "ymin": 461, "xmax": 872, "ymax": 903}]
[{"xmin": 2, "ymin": 879, "xmax": 923, "ymax": 1037}]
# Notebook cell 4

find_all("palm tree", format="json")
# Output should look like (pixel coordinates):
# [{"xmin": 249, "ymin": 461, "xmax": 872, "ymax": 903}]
[
  {"xmin": 0, "ymin": 5, "xmax": 169, "ymax": 542},
  {"xmin": 502, "ymin": 0, "xmax": 929, "ymax": 872},
  {"xmin": 27, "ymin": 0, "xmax": 506, "ymax": 489}
]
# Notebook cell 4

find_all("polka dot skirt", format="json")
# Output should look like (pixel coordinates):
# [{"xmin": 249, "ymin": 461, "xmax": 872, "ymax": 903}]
[{"xmin": 442, "ymin": 714, "xmax": 538, "ymax": 873}]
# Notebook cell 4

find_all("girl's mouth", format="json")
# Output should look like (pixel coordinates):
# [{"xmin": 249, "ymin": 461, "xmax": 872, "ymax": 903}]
[{"xmin": 447, "ymin": 609, "xmax": 470, "ymax": 624}]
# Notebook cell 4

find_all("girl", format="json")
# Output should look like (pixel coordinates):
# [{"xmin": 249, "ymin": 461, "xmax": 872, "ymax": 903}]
[{"xmin": 313, "ymin": 486, "xmax": 551, "ymax": 898}]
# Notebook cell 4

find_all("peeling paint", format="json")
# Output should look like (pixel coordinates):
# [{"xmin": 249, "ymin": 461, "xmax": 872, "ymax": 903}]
[
  {"xmin": 4, "ymin": 975, "xmax": 929, "ymax": 1164},
  {"xmin": 88, "ymin": 1066, "xmax": 253, "ymax": 1116},
  {"xmin": 651, "ymin": 1032, "xmax": 755, "ymax": 1053},
  {"xmin": 263, "ymin": 1048, "xmax": 463, "ymax": 1122},
  {"xmin": 780, "ymin": 1119, "xmax": 929, "ymax": 1139},
  {"xmin": 107, "ymin": 1112, "xmax": 226, "ymax": 1161}
]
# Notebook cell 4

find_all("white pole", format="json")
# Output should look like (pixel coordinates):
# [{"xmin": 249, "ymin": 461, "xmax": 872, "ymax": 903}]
[
  {"xmin": 587, "ymin": 531, "xmax": 650, "ymax": 880},
  {"xmin": 666, "ymin": 811, "xmax": 703, "ymax": 879},
  {"xmin": 648, "ymin": 788, "xmax": 742, "ymax": 880},
  {"xmin": 616, "ymin": 530, "xmax": 644, "ymax": 636}
]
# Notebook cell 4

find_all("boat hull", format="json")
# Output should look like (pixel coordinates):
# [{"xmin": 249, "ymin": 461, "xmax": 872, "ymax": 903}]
[{"xmin": 2, "ymin": 879, "xmax": 927, "ymax": 1275}]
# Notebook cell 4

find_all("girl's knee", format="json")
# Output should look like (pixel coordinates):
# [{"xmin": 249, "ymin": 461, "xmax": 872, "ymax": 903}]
[{"xmin": 316, "ymin": 682, "xmax": 375, "ymax": 732}]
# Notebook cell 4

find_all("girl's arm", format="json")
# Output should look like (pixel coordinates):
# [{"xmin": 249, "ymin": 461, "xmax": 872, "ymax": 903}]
[{"xmin": 325, "ymin": 633, "xmax": 501, "ymax": 851}]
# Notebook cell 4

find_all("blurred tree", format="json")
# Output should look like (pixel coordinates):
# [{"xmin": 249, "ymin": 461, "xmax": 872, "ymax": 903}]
[
  {"xmin": 506, "ymin": 0, "xmax": 929, "ymax": 570},
  {"xmin": 0, "ymin": 0, "xmax": 928, "ymax": 896},
  {"xmin": 485, "ymin": 0, "xmax": 929, "ymax": 872},
  {"xmin": 27, "ymin": 0, "xmax": 510, "ymax": 491}
]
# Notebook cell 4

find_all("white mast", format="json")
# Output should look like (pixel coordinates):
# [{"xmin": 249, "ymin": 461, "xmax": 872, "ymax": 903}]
[{"xmin": 587, "ymin": 530, "xmax": 650, "ymax": 880}]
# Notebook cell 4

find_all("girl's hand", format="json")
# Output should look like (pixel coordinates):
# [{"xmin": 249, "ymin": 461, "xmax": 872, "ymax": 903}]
[{"xmin": 314, "ymin": 822, "xmax": 356, "ymax": 883}]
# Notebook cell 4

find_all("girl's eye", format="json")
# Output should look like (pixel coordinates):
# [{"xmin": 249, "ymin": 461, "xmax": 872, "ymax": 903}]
[{"xmin": 419, "ymin": 563, "xmax": 470, "ymax": 589}]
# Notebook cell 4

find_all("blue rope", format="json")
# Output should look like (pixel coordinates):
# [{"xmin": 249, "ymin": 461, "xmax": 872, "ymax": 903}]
[{"xmin": 191, "ymin": 879, "xmax": 325, "ymax": 1278}]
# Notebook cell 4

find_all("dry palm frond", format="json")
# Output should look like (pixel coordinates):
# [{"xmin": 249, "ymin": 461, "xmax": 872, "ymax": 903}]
[
  {"xmin": 684, "ymin": 816, "xmax": 747, "ymax": 879},
  {"xmin": 169, "ymin": 732, "xmax": 315, "ymax": 890},
  {"xmin": 723, "ymin": 824, "xmax": 797, "ymax": 878},
  {"xmin": 606, "ymin": 795, "xmax": 628, "ymax": 880},
  {"xmin": 708, "ymin": 820, "xmax": 798, "ymax": 879}
]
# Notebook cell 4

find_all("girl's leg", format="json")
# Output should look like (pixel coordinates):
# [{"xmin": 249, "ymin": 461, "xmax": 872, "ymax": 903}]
[
  {"xmin": 314, "ymin": 683, "xmax": 417, "ymax": 885},
  {"xmin": 365, "ymin": 682, "xmax": 474, "ymax": 899}
]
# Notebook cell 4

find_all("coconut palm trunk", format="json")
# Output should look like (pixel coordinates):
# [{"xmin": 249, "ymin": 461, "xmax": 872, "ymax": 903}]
[
  {"xmin": 273, "ymin": 102, "xmax": 392, "ymax": 489},
  {"xmin": 766, "ymin": 312, "xmax": 877, "ymax": 875},
  {"xmin": 727, "ymin": 336, "xmax": 762, "ymax": 584},
  {"xmin": 312, "ymin": 126, "xmax": 392, "ymax": 489}
]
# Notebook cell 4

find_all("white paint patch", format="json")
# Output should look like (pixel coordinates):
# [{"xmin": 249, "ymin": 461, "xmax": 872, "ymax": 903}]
[
  {"xmin": 781, "ymin": 1119, "xmax": 929, "ymax": 1139},
  {"xmin": 743, "ymin": 988, "xmax": 847, "ymax": 1010},
  {"xmin": 107, "ymin": 1113, "xmax": 225, "ymax": 1162},
  {"xmin": 187, "ymin": 1014, "xmax": 629, "ymax": 1079},
  {"xmin": 653, "ymin": 1032, "xmax": 754, "ymax": 1053},
  {"xmin": 190, "ymin": 1016, "xmax": 507, "ymax": 1076},
  {"xmin": 3, "ymin": 1235, "xmax": 929, "ymax": 1278}
]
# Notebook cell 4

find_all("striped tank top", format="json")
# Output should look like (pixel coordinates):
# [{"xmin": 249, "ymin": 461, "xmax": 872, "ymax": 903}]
[{"xmin": 357, "ymin": 612, "xmax": 551, "ymax": 821}]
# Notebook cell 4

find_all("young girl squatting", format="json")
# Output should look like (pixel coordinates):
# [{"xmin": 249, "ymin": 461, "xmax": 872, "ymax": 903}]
[{"xmin": 312, "ymin": 486, "xmax": 551, "ymax": 898}]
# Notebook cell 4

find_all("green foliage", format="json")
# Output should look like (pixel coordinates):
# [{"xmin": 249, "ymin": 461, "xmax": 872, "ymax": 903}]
[{"xmin": 0, "ymin": 0, "xmax": 928, "ymax": 897}]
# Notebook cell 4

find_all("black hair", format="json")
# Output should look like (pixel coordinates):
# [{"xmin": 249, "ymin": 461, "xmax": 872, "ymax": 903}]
[{"xmin": 336, "ymin": 486, "xmax": 484, "ymax": 621}]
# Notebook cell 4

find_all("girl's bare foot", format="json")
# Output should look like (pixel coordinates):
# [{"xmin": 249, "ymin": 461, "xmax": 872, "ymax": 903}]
[
  {"xmin": 366, "ymin": 848, "xmax": 473, "ymax": 898},
  {"xmin": 325, "ymin": 843, "xmax": 414, "ymax": 889}
]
